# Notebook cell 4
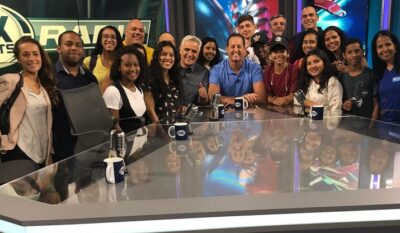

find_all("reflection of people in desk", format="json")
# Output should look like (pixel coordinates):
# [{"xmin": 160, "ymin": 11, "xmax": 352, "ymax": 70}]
[
  {"xmin": 338, "ymin": 143, "xmax": 360, "ymax": 166},
  {"xmin": 129, "ymin": 160, "xmax": 149, "ymax": 184},
  {"xmin": 166, "ymin": 153, "xmax": 181, "ymax": 173},
  {"xmin": 229, "ymin": 129, "xmax": 246, "ymax": 164},
  {"xmin": 368, "ymin": 147, "xmax": 390, "ymax": 175},
  {"xmin": 188, "ymin": 140, "xmax": 206, "ymax": 166}
]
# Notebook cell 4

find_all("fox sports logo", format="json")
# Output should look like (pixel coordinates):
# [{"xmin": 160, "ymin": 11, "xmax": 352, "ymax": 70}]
[{"xmin": 0, "ymin": 4, "xmax": 34, "ymax": 68}]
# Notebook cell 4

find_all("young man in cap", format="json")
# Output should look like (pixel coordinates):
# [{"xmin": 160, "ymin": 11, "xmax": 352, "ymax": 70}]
[
  {"xmin": 263, "ymin": 36, "xmax": 299, "ymax": 106},
  {"xmin": 251, "ymin": 31, "xmax": 270, "ymax": 69}
]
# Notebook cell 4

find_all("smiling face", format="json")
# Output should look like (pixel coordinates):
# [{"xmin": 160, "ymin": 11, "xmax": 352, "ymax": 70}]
[
  {"xmin": 179, "ymin": 40, "xmax": 200, "ymax": 68},
  {"xmin": 270, "ymin": 49, "xmax": 288, "ymax": 66},
  {"xmin": 324, "ymin": 30, "xmax": 341, "ymax": 53},
  {"xmin": 203, "ymin": 41, "xmax": 217, "ymax": 62},
  {"xmin": 306, "ymin": 54, "xmax": 324, "ymax": 79},
  {"xmin": 17, "ymin": 42, "xmax": 42, "ymax": 75},
  {"xmin": 302, "ymin": 7, "xmax": 318, "ymax": 30},
  {"xmin": 302, "ymin": 33, "xmax": 318, "ymax": 55},
  {"xmin": 101, "ymin": 28, "xmax": 117, "ymax": 52},
  {"xmin": 125, "ymin": 19, "xmax": 145, "ymax": 45},
  {"xmin": 270, "ymin": 16, "xmax": 286, "ymax": 37},
  {"xmin": 159, "ymin": 45, "xmax": 175, "ymax": 71},
  {"xmin": 237, "ymin": 20, "xmax": 256, "ymax": 41},
  {"xmin": 57, "ymin": 32, "xmax": 83, "ymax": 67},
  {"xmin": 343, "ymin": 42, "xmax": 363, "ymax": 67},
  {"xmin": 120, "ymin": 53, "xmax": 140, "ymax": 83},
  {"xmin": 376, "ymin": 35, "xmax": 397, "ymax": 64},
  {"xmin": 227, "ymin": 36, "xmax": 246, "ymax": 65}
]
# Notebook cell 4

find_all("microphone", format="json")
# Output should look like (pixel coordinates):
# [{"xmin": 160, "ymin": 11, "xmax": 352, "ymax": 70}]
[
  {"xmin": 115, "ymin": 130, "xmax": 126, "ymax": 158},
  {"xmin": 353, "ymin": 81, "xmax": 364, "ymax": 99},
  {"xmin": 236, "ymin": 78, "xmax": 240, "ymax": 83}
]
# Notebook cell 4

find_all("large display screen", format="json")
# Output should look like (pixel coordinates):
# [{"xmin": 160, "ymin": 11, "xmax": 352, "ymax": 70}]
[
  {"xmin": 195, "ymin": 0, "xmax": 279, "ymax": 52},
  {"xmin": 315, "ymin": 0, "xmax": 369, "ymax": 47}
]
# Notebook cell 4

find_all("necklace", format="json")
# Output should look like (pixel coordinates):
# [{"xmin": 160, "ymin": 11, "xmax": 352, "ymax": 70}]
[{"xmin": 270, "ymin": 65, "xmax": 289, "ymax": 92}]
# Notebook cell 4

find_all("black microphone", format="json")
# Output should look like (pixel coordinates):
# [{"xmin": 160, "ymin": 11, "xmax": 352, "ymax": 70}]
[
  {"xmin": 114, "ymin": 130, "xmax": 126, "ymax": 158},
  {"xmin": 236, "ymin": 78, "xmax": 240, "ymax": 83}
]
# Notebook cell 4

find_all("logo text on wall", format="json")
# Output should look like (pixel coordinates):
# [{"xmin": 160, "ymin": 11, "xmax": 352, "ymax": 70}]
[{"xmin": 0, "ymin": 4, "xmax": 151, "ymax": 69}]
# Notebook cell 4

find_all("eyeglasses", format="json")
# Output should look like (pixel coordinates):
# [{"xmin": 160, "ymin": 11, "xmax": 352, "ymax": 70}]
[
  {"xmin": 102, "ymin": 35, "xmax": 117, "ymax": 40},
  {"xmin": 270, "ymin": 14, "xmax": 285, "ymax": 21}
]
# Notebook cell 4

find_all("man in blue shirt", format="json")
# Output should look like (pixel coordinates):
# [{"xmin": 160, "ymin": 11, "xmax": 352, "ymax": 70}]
[{"xmin": 208, "ymin": 33, "xmax": 266, "ymax": 106}]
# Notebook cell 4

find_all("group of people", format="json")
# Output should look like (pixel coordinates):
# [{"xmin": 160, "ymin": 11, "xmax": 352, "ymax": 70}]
[{"xmin": 0, "ymin": 5, "xmax": 399, "ymax": 172}]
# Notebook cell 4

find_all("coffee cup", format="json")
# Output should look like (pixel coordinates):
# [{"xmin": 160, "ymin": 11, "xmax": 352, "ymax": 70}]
[
  {"xmin": 168, "ymin": 122, "xmax": 189, "ymax": 140},
  {"xmin": 311, "ymin": 105, "xmax": 324, "ymax": 120},
  {"xmin": 234, "ymin": 97, "xmax": 249, "ymax": 110},
  {"xmin": 104, "ymin": 157, "xmax": 125, "ymax": 184}
]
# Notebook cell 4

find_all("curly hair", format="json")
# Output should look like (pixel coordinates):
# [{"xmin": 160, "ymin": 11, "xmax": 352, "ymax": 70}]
[
  {"xmin": 197, "ymin": 37, "xmax": 221, "ymax": 69},
  {"xmin": 13, "ymin": 36, "xmax": 59, "ymax": 106},
  {"xmin": 148, "ymin": 41, "xmax": 182, "ymax": 98},
  {"xmin": 372, "ymin": 30, "xmax": 400, "ymax": 80},
  {"xmin": 299, "ymin": 49, "xmax": 335, "ymax": 94},
  {"xmin": 109, "ymin": 45, "xmax": 148, "ymax": 88}
]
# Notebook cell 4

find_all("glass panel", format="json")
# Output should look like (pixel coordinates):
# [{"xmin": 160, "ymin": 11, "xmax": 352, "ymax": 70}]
[{"xmin": 1, "ymin": 106, "xmax": 399, "ymax": 206}]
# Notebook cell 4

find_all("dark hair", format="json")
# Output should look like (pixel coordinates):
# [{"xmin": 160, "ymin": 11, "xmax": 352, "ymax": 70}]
[
  {"xmin": 13, "ymin": 36, "xmax": 58, "ymax": 105},
  {"xmin": 130, "ymin": 43, "xmax": 148, "ymax": 64},
  {"xmin": 227, "ymin": 33, "xmax": 245, "ymax": 47},
  {"xmin": 57, "ymin": 30, "xmax": 82, "ymax": 46},
  {"xmin": 322, "ymin": 26, "xmax": 348, "ymax": 62},
  {"xmin": 237, "ymin": 14, "xmax": 254, "ymax": 27},
  {"xmin": 296, "ymin": 29, "xmax": 321, "ymax": 59},
  {"xmin": 92, "ymin": 25, "xmax": 123, "ymax": 55},
  {"xmin": 299, "ymin": 49, "xmax": 335, "ymax": 94},
  {"xmin": 269, "ymin": 14, "xmax": 285, "ymax": 23},
  {"xmin": 372, "ymin": 30, "xmax": 400, "ymax": 80},
  {"xmin": 344, "ymin": 38, "xmax": 363, "ymax": 52},
  {"xmin": 197, "ymin": 37, "xmax": 221, "ymax": 69},
  {"xmin": 148, "ymin": 41, "xmax": 182, "ymax": 98},
  {"xmin": 110, "ymin": 45, "xmax": 148, "ymax": 88}
]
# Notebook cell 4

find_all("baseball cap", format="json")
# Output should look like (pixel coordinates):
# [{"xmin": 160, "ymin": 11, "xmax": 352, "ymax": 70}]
[
  {"xmin": 270, "ymin": 36, "xmax": 288, "ymax": 51},
  {"xmin": 251, "ymin": 31, "xmax": 268, "ymax": 47}
]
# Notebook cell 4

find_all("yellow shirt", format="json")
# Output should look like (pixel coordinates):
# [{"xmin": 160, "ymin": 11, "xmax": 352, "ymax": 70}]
[{"xmin": 83, "ymin": 55, "xmax": 110, "ymax": 87}]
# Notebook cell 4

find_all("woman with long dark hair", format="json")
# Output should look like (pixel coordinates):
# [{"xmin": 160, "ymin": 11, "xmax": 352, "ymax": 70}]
[
  {"xmin": 294, "ymin": 30, "xmax": 321, "ymax": 70},
  {"xmin": 322, "ymin": 26, "xmax": 348, "ymax": 74},
  {"xmin": 0, "ymin": 36, "xmax": 58, "ymax": 166},
  {"xmin": 197, "ymin": 37, "xmax": 221, "ymax": 70},
  {"xmin": 144, "ymin": 41, "xmax": 183, "ymax": 124},
  {"xmin": 372, "ymin": 30, "xmax": 400, "ymax": 123},
  {"xmin": 83, "ymin": 25, "xmax": 123, "ymax": 93},
  {"xmin": 297, "ymin": 49, "xmax": 343, "ymax": 112},
  {"xmin": 103, "ymin": 46, "xmax": 148, "ymax": 133}
]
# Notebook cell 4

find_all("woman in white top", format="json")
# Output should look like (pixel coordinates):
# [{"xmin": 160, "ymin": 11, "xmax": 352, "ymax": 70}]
[
  {"xmin": 0, "ymin": 36, "xmax": 58, "ymax": 166},
  {"xmin": 103, "ymin": 46, "xmax": 148, "ymax": 133},
  {"xmin": 297, "ymin": 49, "xmax": 343, "ymax": 112}
]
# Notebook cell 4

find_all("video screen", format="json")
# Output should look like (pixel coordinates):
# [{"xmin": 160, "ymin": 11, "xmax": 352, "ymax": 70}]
[
  {"xmin": 195, "ymin": 0, "xmax": 279, "ymax": 53},
  {"xmin": 315, "ymin": 0, "xmax": 369, "ymax": 46}
]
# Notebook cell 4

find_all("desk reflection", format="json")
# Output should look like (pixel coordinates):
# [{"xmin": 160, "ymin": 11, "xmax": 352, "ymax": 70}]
[{"xmin": 1, "ymin": 108, "xmax": 400, "ymax": 206}]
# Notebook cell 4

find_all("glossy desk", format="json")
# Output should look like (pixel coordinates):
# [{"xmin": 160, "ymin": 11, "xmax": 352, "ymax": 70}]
[{"xmin": 1, "ymin": 106, "xmax": 400, "ymax": 233}]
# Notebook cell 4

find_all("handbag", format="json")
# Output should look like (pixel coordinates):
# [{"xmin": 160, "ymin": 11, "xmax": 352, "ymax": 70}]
[{"xmin": 0, "ymin": 73, "xmax": 23, "ymax": 134}]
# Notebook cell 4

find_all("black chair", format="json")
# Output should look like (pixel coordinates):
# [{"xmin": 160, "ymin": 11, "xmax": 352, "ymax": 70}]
[
  {"xmin": 0, "ymin": 160, "xmax": 40, "ymax": 185},
  {"xmin": 59, "ymin": 83, "xmax": 145, "ymax": 154}
]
